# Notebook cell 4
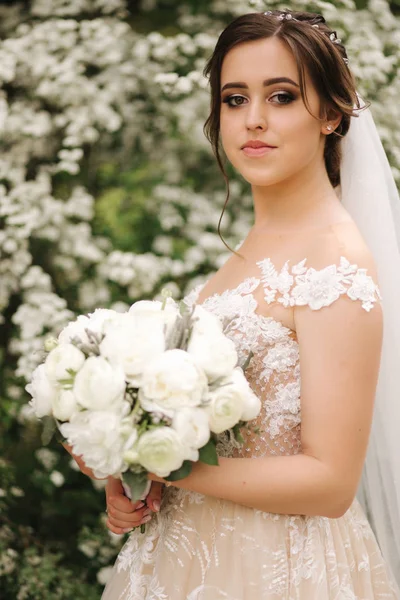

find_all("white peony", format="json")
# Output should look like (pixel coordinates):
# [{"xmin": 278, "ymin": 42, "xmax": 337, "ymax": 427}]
[
  {"xmin": 60, "ymin": 411, "xmax": 135, "ymax": 479},
  {"xmin": 59, "ymin": 310, "xmax": 119, "ymax": 346},
  {"xmin": 138, "ymin": 349, "xmax": 208, "ymax": 416},
  {"xmin": 191, "ymin": 304, "xmax": 223, "ymax": 334},
  {"xmin": 25, "ymin": 364, "xmax": 58, "ymax": 418},
  {"xmin": 45, "ymin": 343, "xmax": 85, "ymax": 384},
  {"xmin": 52, "ymin": 389, "xmax": 78, "ymax": 422},
  {"xmin": 172, "ymin": 407, "xmax": 210, "ymax": 462},
  {"xmin": 229, "ymin": 367, "xmax": 261, "ymax": 422},
  {"xmin": 73, "ymin": 356, "xmax": 126, "ymax": 411},
  {"xmin": 87, "ymin": 308, "xmax": 120, "ymax": 335},
  {"xmin": 58, "ymin": 315, "xmax": 91, "ymax": 345},
  {"xmin": 136, "ymin": 427, "xmax": 186, "ymax": 477},
  {"xmin": 99, "ymin": 312, "xmax": 166, "ymax": 387},
  {"xmin": 187, "ymin": 329, "xmax": 238, "ymax": 382},
  {"xmin": 129, "ymin": 297, "xmax": 180, "ymax": 337},
  {"xmin": 205, "ymin": 382, "xmax": 244, "ymax": 434}
]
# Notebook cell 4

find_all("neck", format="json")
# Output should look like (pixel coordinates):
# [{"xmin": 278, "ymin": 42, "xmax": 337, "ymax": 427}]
[{"xmin": 251, "ymin": 165, "xmax": 341, "ymax": 233}]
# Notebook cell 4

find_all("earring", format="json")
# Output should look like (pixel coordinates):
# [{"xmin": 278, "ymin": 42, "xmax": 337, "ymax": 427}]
[{"xmin": 326, "ymin": 125, "xmax": 333, "ymax": 132}]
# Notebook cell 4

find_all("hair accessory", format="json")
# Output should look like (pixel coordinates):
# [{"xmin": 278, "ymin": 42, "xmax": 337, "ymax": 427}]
[
  {"xmin": 277, "ymin": 12, "xmax": 293, "ymax": 20},
  {"xmin": 329, "ymin": 31, "xmax": 342, "ymax": 44},
  {"xmin": 263, "ymin": 11, "xmax": 348, "ymax": 63}
]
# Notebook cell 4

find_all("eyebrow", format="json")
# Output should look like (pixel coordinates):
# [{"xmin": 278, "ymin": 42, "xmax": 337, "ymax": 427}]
[{"xmin": 221, "ymin": 77, "xmax": 300, "ymax": 93}]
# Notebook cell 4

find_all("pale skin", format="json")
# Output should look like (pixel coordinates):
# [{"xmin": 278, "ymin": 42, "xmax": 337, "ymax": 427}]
[{"xmin": 68, "ymin": 37, "xmax": 383, "ymax": 531}]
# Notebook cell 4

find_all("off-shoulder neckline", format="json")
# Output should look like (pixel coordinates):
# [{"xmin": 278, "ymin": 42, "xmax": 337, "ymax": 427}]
[{"xmin": 190, "ymin": 254, "xmax": 381, "ymax": 314}]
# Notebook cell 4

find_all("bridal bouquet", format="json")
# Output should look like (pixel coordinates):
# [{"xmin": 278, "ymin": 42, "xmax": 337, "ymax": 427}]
[{"xmin": 26, "ymin": 290, "xmax": 260, "ymax": 504}]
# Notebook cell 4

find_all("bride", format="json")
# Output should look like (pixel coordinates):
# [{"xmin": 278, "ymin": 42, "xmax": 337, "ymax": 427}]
[{"xmin": 70, "ymin": 9, "xmax": 400, "ymax": 599}]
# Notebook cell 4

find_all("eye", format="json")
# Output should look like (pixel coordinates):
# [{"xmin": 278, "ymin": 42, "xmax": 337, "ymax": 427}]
[
  {"xmin": 222, "ymin": 94, "xmax": 248, "ymax": 108},
  {"xmin": 270, "ymin": 92, "xmax": 295, "ymax": 105}
]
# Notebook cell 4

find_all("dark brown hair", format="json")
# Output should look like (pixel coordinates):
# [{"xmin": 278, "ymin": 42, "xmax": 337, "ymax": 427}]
[{"xmin": 203, "ymin": 10, "xmax": 368, "ymax": 257}]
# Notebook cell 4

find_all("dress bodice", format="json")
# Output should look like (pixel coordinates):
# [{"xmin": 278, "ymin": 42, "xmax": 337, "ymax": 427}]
[{"xmin": 183, "ymin": 255, "xmax": 382, "ymax": 460}]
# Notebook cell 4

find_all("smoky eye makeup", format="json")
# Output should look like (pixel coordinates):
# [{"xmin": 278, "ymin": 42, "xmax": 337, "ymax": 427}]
[
  {"xmin": 270, "ymin": 91, "xmax": 297, "ymax": 104},
  {"xmin": 221, "ymin": 94, "xmax": 247, "ymax": 107},
  {"xmin": 221, "ymin": 90, "xmax": 297, "ymax": 107}
]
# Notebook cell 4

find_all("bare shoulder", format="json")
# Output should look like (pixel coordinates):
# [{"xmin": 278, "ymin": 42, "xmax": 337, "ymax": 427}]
[{"xmin": 300, "ymin": 219, "xmax": 379, "ymax": 279}]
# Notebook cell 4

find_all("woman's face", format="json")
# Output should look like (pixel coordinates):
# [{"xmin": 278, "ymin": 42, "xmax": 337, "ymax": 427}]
[{"xmin": 219, "ymin": 37, "xmax": 327, "ymax": 187}]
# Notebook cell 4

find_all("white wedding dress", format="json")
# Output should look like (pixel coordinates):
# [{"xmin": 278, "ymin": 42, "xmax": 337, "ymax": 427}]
[{"xmin": 102, "ymin": 247, "xmax": 400, "ymax": 599}]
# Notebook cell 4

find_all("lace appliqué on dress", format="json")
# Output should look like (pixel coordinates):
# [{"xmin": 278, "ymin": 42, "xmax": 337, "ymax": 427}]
[{"xmin": 256, "ymin": 256, "xmax": 382, "ymax": 312}]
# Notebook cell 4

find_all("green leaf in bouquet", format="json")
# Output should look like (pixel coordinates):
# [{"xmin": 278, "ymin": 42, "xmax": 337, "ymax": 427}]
[
  {"xmin": 122, "ymin": 470, "xmax": 149, "ymax": 503},
  {"xmin": 180, "ymin": 321, "xmax": 193, "ymax": 351},
  {"xmin": 232, "ymin": 424, "xmax": 245, "ymax": 444},
  {"xmin": 241, "ymin": 350, "xmax": 254, "ymax": 372},
  {"xmin": 57, "ymin": 377, "xmax": 74, "ymax": 388},
  {"xmin": 161, "ymin": 288, "xmax": 172, "ymax": 310},
  {"xmin": 198, "ymin": 439, "xmax": 219, "ymax": 466},
  {"xmin": 178, "ymin": 300, "xmax": 191, "ymax": 317},
  {"xmin": 164, "ymin": 460, "xmax": 192, "ymax": 481},
  {"xmin": 41, "ymin": 416, "xmax": 57, "ymax": 446},
  {"xmin": 164, "ymin": 314, "xmax": 183, "ymax": 350},
  {"xmin": 54, "ymin": 420, "xmax": 67, "ymax": 444}
]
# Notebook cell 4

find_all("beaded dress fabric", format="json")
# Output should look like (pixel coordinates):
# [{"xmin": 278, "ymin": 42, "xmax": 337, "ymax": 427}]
[{"xmin": 102, "ymin": 251, "xmax": 400, "ymax": 600}]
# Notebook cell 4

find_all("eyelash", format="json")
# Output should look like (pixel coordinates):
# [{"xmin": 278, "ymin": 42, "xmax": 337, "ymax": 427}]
[{"xmin": 222, "ymin": 91, "xmax": 296, "ymax": 108}]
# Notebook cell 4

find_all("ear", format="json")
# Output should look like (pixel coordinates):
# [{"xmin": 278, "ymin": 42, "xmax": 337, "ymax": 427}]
[{"xmin": 321, "ymin": 106, "xmax": 342, "ymax": 134}]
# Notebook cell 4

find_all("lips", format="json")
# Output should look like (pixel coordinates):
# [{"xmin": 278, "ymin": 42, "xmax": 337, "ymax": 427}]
[
  {"xmin": 241, "ymin": 141, "xmax": 277, "ymax": 157},
  {"xmin": 242, "ymin": 141, "xmax": 276, "ymax": 149}
]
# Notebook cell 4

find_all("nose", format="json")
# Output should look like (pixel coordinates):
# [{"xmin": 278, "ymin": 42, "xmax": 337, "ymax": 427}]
[{"xmin": 245, "ymin": 98, "xmax": 267, "ymax": 131}]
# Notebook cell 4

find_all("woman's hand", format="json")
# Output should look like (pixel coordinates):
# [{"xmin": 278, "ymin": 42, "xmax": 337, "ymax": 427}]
[
  {"xmin": 62, "ymin": 443, "xmax": 106, "ymax": 480},
  {"xmin": 105, "ymin": 477, "xmax": 164, "ymax": 534}
]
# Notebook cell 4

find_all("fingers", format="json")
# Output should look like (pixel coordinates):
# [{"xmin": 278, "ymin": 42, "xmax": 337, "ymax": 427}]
[
  {"xmin": 105, "ymin": 477, "xmax": 144, "ymax": 512},
  {"xmin": 104, "ymin": 479, "xmax": 163, "ymax": 535},
  {"xmin": 105, "ymin": 476, "xmax": 123, "ymax": 497},
  {"xmin": 106, "ymin": 505, "xmax": 153, "ymax": 534},
  {"xmin": 146, "ymin": 482, "xmax": 163, "ymax": 513},
  {"xmin": 105, "ymin": 477, "xmax": 155, "ymax": 534}
]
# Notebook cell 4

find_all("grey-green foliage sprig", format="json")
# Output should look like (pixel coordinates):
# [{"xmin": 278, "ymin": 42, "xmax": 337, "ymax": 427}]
[{"xmin": 70, "ymin": 329, "xmax": 104, "ymax": 357}]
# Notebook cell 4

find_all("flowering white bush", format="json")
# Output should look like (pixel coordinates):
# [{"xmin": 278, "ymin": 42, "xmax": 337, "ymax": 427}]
[{"xmin": 1, "ymin": 0, "xmax": 399, "ymax": 595}]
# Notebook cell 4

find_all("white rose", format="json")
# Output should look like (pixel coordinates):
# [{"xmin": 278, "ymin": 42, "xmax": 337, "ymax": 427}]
[
  {"xmin": 205, "ymin": 383, "xmax": 244, "ymax": 434},
  {"xmin": 129, "ymin": 297, "xmax": 180, "ymax": 337},
  {"xmin": 60, "ymin": 411, "xmax": 135, "ymax": 478},
  {"xmin": 73, "ymin": 356, "xmax": 126, "ymax": 411},
  {"xmin": 123, "ymin": 447, "xmax": 140, "ymax": 464},
  {"xmin": 100, "ymin": 312, "xmax": 166, "ymax": 387},
  {"xmin": 187, "ymin": 329, "xmax": 238, "ymax": 382},
  {"xmin": 25, "ymin": 364, "xmax": 58, "ymax": 418},
  {"xmin": 52, "ymin": 389, "xmax": 78, "ymax": 422},
  {"xmin": 136, "ymin": 427, "xmax": 186, "ymax": 477},
  {"xmin": 172, "ymin": 408, "xmax": 210, "ymax": 459},
  {"xmin": 138, "ymin": 349, "xmax": 208, "ymax": 416},
  {"xmin": 229, "ymin": 367, "xmax": 261, "ymax": 422},
  {"xmin": 45, "ymin": 343, "xmax": 85, "ymax": 384}
]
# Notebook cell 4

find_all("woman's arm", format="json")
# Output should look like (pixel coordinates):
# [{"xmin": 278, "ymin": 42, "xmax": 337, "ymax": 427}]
[
  {"xmin": 152, "ymin": 453, "xmax": 344, "ymax": 518},
  {"xmin": 151, "ymin": 288, "xmax": 383, "ymax": 519}
]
